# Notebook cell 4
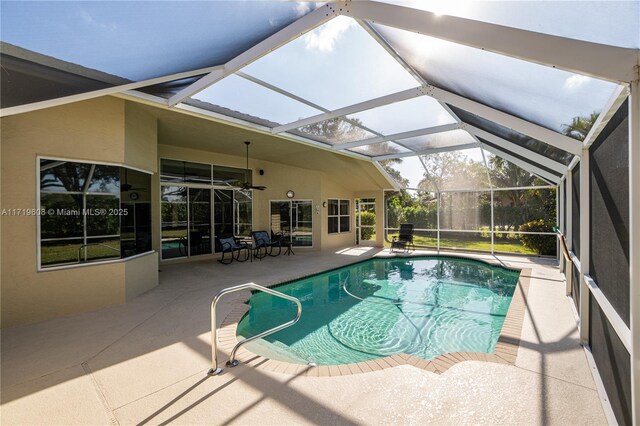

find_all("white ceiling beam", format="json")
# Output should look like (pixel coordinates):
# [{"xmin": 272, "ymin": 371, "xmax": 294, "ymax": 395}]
[
  {"xmin": 583, "ymin": 84, "xmax": 630, "ymax": 148},
  {"xmin": 167, "ymin": 4, "xmax": 338, "ymax": 107},
  {"xmin": 272, "ymin": 86, "xmax": 424, "ymax": 133},
  {"xmin": 235, "ymin": 71, "xmax": 329, "ymax": 112},
  {"xmin": 373, "ymin": 142, "xmax": 478, "ymax": 161},
  {"xmin": 116, "ymin": 90, "xmax": 372, "ymax": 162},
  {"xmin": 342, "ymin": 1, "xmax": 638, "ymax": 83},
  {"xmin": 464, "ymin": 124, "xmax": 567, "ymax": 175},
  {"xmin": 422, "ymin": 85, "xmax": 583, "ymax": 155},
  {"xmin": 334, "ymin": 123, "xmax": 460, "ymax": 150},
  {"xmin": 478, "ymin": 142, "xmax": 560, "ymax": 184},
  {"xmin": 235, "ymin": 71, "xmax": 391, "ymax": 142},
  {"xmin": 0, "ymin": 65, "xmax": 223, "ymax": 118}
]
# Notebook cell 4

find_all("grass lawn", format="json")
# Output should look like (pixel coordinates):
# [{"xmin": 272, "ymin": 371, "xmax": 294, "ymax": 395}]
[
  {"xmin": 41, "ymin": 239, "xmax": 120, "ymax": 266},
  {"xmin": 385, "ymin": 233, "xmax": 539, "ymax": 255}
]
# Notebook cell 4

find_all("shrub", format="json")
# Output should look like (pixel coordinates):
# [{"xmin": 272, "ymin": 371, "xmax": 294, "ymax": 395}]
[
  {"xmin": 519, "ymin": 219, "xmax": 555, "ymax": 255},
  {"xmin": 358, "ymin": 211, "xmax": 376, "ymax": 240}
]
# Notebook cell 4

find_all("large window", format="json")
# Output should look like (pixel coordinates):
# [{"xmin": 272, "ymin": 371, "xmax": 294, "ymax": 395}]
[
  {"xmin": 39, "ymin": 159, "xmax": 152, "ymax": 269},
  {"xmin": 270, "ymin": 200, "xmax": 313, "ymax": 246},
  {"xmin": 160, "ymin": 159, "xmax": 253, "ymax": 259},
  {"xmin": 328, "ymin": 199, "xmax": 350, "ymax": 234}
]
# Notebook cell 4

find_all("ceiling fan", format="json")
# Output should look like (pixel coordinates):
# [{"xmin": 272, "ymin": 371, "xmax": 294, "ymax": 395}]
[{"xmin": 240, "ymin": 141, "xmax": 266, "ymax": 191}]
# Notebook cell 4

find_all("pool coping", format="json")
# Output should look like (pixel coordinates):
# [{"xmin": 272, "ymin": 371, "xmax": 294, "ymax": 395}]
[{"xmin": 216, "ymin": 262, "xmax": 532, "ymax": 377}]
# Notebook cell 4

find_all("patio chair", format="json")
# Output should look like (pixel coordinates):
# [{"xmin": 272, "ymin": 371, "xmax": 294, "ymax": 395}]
[
  {"xmin": 391, "ymin": 223, "xmax": 415, "ymax": 252},
  {"xmin": 252, "ymin": 230, "xmax": 282, "ymax": 259},
  {"xmin": 216, "ymin": 235, "xmax": 250, "ymax": 264}
]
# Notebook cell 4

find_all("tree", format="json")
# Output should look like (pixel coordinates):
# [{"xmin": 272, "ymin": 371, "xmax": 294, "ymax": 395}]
[
  {"xmin": 379, "ymin": 160, "xmax": 409, "ymax": 187},
  {"xmin": 418, "ymin": 151, "xmax": 488, "ymax": 190},
  {"xmin": 488, "ymin": 155, "xmax": 538, "ymax": 189},
  {"xmin": 561, "ymin": 111, "xmax": 599, "ymax": 141},
  {"xmin": 301, "ymin": 117, "xmax": 408, "ymax": 187}
]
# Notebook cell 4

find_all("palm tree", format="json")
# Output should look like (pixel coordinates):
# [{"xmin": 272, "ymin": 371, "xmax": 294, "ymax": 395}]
[{"xmin": 561, "ymin": 112, "xmax": 599, "ymax": 141}]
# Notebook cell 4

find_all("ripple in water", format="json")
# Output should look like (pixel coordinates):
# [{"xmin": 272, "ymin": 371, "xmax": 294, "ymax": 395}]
[{"xmin": 237, "ymin": 257, "xmax": 519, "ymax": 365}]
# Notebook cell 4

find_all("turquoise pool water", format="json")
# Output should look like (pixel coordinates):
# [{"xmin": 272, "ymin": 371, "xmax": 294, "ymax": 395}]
[{"xmin": 237, "ymin": 256, "xmax": 520, "ymax": 365}]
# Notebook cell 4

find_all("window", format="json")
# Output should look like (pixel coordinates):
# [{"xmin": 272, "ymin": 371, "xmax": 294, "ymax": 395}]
[
  {"xmin": 328, "ymin": 199, "xmax": 350, "ymax": 234},
  {"xmin": 159, "ymin": 159, "xmax": 253, "ymax": 259},
  {"xmin": 160, "ymin": 159, "xmax": 250, "ymax": 187},
  {"xmin": 270, "ymin": 200, "xmax": 313, "ymax": 247},
  {"xmin": 39, "ymin": 159, "xmax": 152, "ymax": 268}
]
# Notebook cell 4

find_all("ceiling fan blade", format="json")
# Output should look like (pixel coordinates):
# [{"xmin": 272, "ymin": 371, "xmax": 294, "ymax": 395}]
[{"xmin": 250, "ymin": 185, "xmax": 267, "ymax": 190}]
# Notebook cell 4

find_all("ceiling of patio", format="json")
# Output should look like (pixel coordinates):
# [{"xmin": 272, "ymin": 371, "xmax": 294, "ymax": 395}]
[
  {"xmin": 139, "ymin": 103, "xmax": 392, "ymax": 190},
  {"xmin": 1, "ymin": 1, "xmax": 638, "ymax": 186}
]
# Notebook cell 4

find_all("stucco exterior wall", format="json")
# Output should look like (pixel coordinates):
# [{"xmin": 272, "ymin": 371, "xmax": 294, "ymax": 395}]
[
  {"xmin": 0, "ymin": 98, "xmax": 159, "ymax": 327},
  {"xmin": 0, "ymin": 97, "xmax": 387, "ymax": 327}
]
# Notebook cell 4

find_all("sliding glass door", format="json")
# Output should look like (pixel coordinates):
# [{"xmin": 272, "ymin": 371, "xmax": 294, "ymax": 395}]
[
  {"xmin": 270, "ymin": 200, "xmax": 313, "ymax": 247},
  {"xmin": 160, "ymin": 159, "xmax": 254, "ymax": 260}
]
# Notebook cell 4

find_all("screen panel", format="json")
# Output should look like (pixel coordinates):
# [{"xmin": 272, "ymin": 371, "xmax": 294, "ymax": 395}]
[
  {"xmin": 589, "ymin": 100, "xmax": 629, "ymax": 326},
  {"xmin": 373, "ymin": 23, "xmax": 619, "ymax": 135},
  {"xmin": 589, "ymin": 295, "xmax": 632, "ymax": 425}
]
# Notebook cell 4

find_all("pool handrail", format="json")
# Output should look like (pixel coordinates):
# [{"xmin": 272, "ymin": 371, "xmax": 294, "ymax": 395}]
[{"xmin": 208, "ymin": 282, "xmax": 302, "ymax": 376}]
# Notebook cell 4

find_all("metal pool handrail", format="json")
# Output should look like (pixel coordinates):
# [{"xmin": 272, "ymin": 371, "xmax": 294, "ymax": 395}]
[{"xmin": 207, "ymin": 283, "xmax": 302, "ymax": 376}]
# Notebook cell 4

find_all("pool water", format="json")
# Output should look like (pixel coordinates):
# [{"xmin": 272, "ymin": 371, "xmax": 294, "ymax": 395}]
[{"xmin": 237, "ymin": 256, "xmax": 520, "ymax": 365}]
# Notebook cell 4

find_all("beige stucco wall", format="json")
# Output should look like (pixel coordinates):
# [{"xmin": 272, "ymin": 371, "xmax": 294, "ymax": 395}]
[
  {"xmin": 0, "ymin": 97, "xmax": 388, "ymax": 327},
  {"xmin": 0, "ymin": 98, "xmax": 159, "ymax": 327}
]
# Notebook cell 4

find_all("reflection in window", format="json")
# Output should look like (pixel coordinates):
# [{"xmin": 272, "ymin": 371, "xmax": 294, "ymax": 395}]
[
  {"xmin": 235, "ymin": 190, "xmax": 253, "ymax": 237},
  {"xmin": 160, "ymin": 159, "xmax": 250, "ymax": 187},
  {"xmin": 270, "ymin": 200, "xmax": 313, "ymax": 246},
  {"xmin": 328, "ymin": 199, "xmax": 351, "ymax": 234},
  {"xmin": 161, "ymin": 186, "xmax": 188, "ymax": 259},
  {"xmin": 120, "ymin": 169, "xmax": 152, "ymax": 257},
  {"xmin": 39, "ymin": 159, "xmax": 152, "ymax": 268}
]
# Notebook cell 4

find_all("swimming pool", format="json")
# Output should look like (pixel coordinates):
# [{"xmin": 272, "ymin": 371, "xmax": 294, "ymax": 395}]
[{"xmin": 236, "ymin": 256, "xmax": 520, "ymax": 365}]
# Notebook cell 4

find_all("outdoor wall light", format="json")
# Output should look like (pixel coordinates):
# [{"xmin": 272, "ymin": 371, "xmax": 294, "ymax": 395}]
[
  {"xmin": 286, "ymin": 190, "xmax": 295, "ymax": 198},
  {"xmin": 322, "ymin": 201, "xmax": 327, "ymax": 208}
]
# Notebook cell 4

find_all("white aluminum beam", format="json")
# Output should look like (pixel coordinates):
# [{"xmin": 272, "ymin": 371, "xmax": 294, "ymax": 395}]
[
  {"xmin": 272, "ymin": 86, "xmax": 424, "ymax": 133},
  {"xmin": 167, "ymin": 3, "xmax": 338, "ymax": 107},
  {"xmin": 464, "ymin": 124, "xmax": 567, "ymax": 175},
  {"xmin": 343, "ymin": 1, "xmax": 638, "ymax": 83},
  {"xmin": 583, "ymin": 85, "xmax": 630, "ymax": 148},
  {"xmin": 116, "ymin": 90, "xmax": 372, "ymax": 162},
  {"xmin": 478, "ymin": 142, "xmax": 560, "ymax": 184},
  {"xmin": 373, "ymin": 142, "xmax": 477, "ymax": 160},
  {"xmin": 236, "ymin": 71, "xmax": 329, "ymax": 112},
  {"xmin": 335, "ymin": 123, "xmax": 460, "ymax": 150},
  {"xmin": 372, "ymin": 161, "xmax": 401, "ymax": 190},
  {"xmin": 0, "ymin": 65, "xmax": 224, "ymax": 118},
  {"xmin": 423, "ymin": 85, "xmax": 583, "ymax": 155},
  {"xmin": 235, "ymin": 71, "xmax": 392, "ymax": 143},
  {"xmin": 630, "ymin": 77, "xmax": 640, "ymax": 426}
]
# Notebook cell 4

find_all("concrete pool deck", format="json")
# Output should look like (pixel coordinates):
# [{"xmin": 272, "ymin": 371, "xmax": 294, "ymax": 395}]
[{"xmin": 1, "ymin": 247, "xmax": 607, "ymax": 425}]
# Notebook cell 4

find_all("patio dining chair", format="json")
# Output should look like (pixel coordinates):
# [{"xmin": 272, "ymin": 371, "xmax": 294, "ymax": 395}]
[
  {"xmin": 216, "ymin": 235, "xmax": 250, "ymax": 264},
  {"xmin": 391, "ymin": 223, "xmax": 415, "ymax": 252},
  {"xmin": 252, "ymin": 230, "xmax": 282, "ymax": 259}
]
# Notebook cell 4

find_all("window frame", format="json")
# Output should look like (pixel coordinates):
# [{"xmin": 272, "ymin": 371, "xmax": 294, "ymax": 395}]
[
  {"xmin": 36, "ymin": 156, "xmax": 154, "ymax": 272},
  {"xmin": 327, "ymin": 198, "xmax": 351, "ymax": 234},
  {"xmin": 159, "ymin": 157, "xmax": 255, "ymax": 261},
  {"xmin": 269, "ymin": 199, "xmax": 314, "ymax": 248}
]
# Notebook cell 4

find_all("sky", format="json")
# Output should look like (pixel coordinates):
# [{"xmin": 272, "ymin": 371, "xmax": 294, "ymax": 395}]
[{"xmin": 2, "ymin": 1, "xmax": 635, "ymax": 186}]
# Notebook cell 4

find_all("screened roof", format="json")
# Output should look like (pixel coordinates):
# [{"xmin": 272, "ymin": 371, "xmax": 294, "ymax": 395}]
[{"xmin": 1, "ymin": 1, "xmax": 637, "ymax": 188}]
